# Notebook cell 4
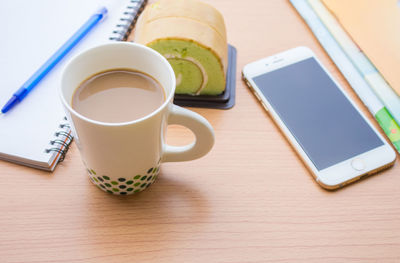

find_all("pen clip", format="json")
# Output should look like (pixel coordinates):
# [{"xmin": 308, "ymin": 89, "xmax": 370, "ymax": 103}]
[{"xmin": 95, "ymin": 7, "xmax": 108, "ymax": 21}]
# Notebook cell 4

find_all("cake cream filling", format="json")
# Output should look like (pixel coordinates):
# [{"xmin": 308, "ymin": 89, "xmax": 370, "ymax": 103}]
[{"xmin": 164, "ymin": 53, "xmax": 208, "ymax": 95}]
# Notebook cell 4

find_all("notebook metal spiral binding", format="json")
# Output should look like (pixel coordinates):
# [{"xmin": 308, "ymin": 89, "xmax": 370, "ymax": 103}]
[
  {"xmin": 50, "ymin": 139, "xmax": 71, "ymax": 149},
  {"xmin": 109, "ymin": 0, "xmax": 148, "ymax": 41},
  {"xmin": 56, "ymin": 131, "xmax": 73, "ymax": 141},
  {"xmin": 45, "ymin": 117, "xmax": 73, "ymax": 163}
]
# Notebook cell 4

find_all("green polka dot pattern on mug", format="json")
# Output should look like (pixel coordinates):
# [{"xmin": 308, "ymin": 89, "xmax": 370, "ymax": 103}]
[{"xmin": 87, "ymin": 164, "xmax": 160, "ymax": 195}]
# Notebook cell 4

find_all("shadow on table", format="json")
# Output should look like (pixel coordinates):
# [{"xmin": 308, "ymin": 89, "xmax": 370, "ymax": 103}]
[{"xmin": 81, "ymin": 171, "xmax": 210, "ymax": 251}]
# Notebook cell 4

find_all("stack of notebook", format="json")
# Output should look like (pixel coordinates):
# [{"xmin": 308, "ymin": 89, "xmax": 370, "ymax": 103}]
[{"xmin": 290, "ymin": 0, "xmax": 400, "ymax": 153}]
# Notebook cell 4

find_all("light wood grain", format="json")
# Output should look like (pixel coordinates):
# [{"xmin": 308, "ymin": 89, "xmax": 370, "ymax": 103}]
[{"xmin": 1, "ymin": 0, "xmax": 399, "ymax": 262}]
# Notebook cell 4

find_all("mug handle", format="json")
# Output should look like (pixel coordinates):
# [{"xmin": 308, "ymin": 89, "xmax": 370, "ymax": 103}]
[{"xmin": 162, "ymin": 104, "xmax": 215, "ymax": 162}]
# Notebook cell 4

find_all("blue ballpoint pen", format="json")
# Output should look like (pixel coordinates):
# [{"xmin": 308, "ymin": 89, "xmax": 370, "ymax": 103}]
[{"xmin": 1, "ymin": 7, "xmax": 108, "ymax": 114}]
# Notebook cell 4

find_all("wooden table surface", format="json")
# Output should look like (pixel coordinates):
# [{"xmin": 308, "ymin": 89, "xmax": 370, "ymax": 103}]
[{"xmin": 1, "ymin": 0, "xmax": 399, "ymax": 262}]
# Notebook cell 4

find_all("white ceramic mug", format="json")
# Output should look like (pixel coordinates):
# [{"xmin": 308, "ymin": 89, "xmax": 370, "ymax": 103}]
[{"xmin": 60, "ymin": 42, "xmax": 214, "ymax": 195}]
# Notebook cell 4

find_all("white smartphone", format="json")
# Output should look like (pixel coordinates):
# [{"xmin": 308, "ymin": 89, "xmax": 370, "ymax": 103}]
[{"xmin": 242, "ymin": 47, "xmax": 396, "ymax": 190}]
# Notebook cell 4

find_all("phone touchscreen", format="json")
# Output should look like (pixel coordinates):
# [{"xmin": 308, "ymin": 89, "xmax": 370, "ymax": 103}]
[{"xmin": 252, "ymin": 58, "xmax": 383, "ymax": 170}]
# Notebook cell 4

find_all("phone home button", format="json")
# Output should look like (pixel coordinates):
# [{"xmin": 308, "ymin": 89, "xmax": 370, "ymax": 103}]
[{"xmin": 351, "ymin": 158, "xmax": 365, "ymax": 171}]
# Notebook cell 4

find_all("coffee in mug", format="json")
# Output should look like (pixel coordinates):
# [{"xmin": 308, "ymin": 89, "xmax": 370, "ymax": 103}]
[{"xmin": 71, "ymin": 68, "xmax": 165, "ymax": 123}]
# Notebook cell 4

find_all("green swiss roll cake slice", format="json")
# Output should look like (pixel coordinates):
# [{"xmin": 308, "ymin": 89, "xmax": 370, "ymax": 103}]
[
  {"xmin": 148, "ymin": 39, "xmax": 226, "ymax": 95},
  {"xmin": 134, "ymin": 1, "xmax": 228, "ymax": 96}
]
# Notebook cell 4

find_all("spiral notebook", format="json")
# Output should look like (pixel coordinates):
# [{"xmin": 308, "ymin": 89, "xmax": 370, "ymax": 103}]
[{"xmin": 0, "ymin": 0, "xmax": 147, "ymax": 171}]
